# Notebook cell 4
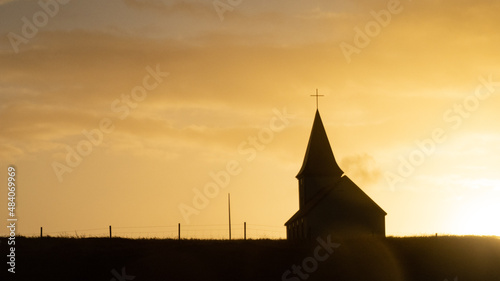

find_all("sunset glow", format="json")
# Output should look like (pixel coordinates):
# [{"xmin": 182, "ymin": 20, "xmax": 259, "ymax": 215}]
[{"xmin": 1, "ymin": 0, "xmax": 500, "ymax": 239}]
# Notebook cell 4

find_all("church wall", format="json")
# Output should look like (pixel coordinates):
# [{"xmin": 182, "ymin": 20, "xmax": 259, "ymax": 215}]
[{"xmin": 300, "ymin": 176, "xmax": 340, "ymax": 205}]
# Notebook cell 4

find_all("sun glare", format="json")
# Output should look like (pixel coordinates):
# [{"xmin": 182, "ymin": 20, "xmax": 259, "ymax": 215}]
[{"xmin": 452, "ymin": 197, "xmax": 500, "ymax": 236}]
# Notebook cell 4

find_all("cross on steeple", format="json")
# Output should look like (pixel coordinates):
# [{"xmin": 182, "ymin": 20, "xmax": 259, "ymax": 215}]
[{"xmin": 310, "ymin": 89, "xmax": 324, "ymax": 110}]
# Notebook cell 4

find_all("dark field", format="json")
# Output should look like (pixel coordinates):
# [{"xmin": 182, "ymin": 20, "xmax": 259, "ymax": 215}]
[{"xmin": 2, "ymin": 235, "xmax": 499, "ymax": 281}]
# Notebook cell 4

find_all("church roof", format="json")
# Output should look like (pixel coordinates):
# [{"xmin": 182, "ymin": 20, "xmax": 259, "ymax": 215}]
[
  {"xmin": 284, "ymin": 175, "xmax": 387, "ymax": 226},
  {"xmin": 296, "ymin": 110, "xmax": 344, "ymax": 179}
]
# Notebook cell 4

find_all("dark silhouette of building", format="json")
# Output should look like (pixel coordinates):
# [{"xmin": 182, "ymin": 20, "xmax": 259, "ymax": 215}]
[{"xmin": 285, "ymin": 110, "xmax": 386, "ymax": 241}]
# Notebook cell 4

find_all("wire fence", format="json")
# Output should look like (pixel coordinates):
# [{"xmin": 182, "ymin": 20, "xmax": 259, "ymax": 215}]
[{"xmin": 17, "ymin": 223, "xmax": 286, "ymax": 240}]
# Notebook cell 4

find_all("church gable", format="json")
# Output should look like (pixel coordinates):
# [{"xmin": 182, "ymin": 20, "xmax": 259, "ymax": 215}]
[{"xmin": 331, "ymin": 176, "xmax": 386, "ymax": 217}]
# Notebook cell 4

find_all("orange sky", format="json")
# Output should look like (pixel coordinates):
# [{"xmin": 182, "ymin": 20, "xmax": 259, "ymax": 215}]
[{"xmin": 1, "ymin": 0, "xmax": 500, "ymax": 238}]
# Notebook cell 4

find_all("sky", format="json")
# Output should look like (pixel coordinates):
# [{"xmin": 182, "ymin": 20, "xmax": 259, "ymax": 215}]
[{"xmin": 1, "ymin": 0, "xmax": 500, "ymax": 238}]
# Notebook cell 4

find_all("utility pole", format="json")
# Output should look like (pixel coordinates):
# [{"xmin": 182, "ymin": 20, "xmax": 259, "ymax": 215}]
[{"xmin": 228, "ymin": 193, "xmax": 231, "ymax": 240}]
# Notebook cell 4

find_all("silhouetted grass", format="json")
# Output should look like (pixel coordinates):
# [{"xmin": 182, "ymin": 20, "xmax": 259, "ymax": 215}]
[{"xmin": 2, "ymin": 235, "xmax": 499, "ymax": 281}]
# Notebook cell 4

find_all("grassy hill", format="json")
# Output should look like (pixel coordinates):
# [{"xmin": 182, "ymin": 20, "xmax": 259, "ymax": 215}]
[{"xmin": 2, "ymin": 235, "xmax": 499, "ymax": 281}]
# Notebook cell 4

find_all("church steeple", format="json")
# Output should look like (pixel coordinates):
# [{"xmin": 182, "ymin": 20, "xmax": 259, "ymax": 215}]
[{"xmin": 296, "ymin": 110, "xmax": 344, "ymax": 180}]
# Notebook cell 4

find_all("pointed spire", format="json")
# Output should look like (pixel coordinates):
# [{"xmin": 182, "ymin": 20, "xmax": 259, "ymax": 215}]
[{"xmin": 296, "ymin": 110, "xmax": 343, "ymax": 179}]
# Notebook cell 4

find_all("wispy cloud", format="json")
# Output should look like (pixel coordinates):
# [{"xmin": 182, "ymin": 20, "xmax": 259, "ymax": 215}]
[{"xmin": 340, "ymin": 153, "xmax": 382, "ymax": 186}]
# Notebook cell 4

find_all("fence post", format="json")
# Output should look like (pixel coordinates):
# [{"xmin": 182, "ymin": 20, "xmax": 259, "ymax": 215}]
[
  {"xmin": 178, "ymin": 223, "xmax": 181, "ymax": 240},
  {"xmin": 40, "ymin": 227, "xmax": 43, "ymax": 238},
  {"xmin": 244, "ymin": 222, "xmax": 246, "ymax": 240},
  {"xmin": 109, "ymin": 225, "xmax": 112, "ymax": 238}
]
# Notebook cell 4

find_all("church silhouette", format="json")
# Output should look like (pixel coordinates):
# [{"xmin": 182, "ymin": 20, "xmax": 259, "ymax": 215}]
[{"xmin": 285, "ymin": 109, "xmax": 386, "ymax": 241}]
